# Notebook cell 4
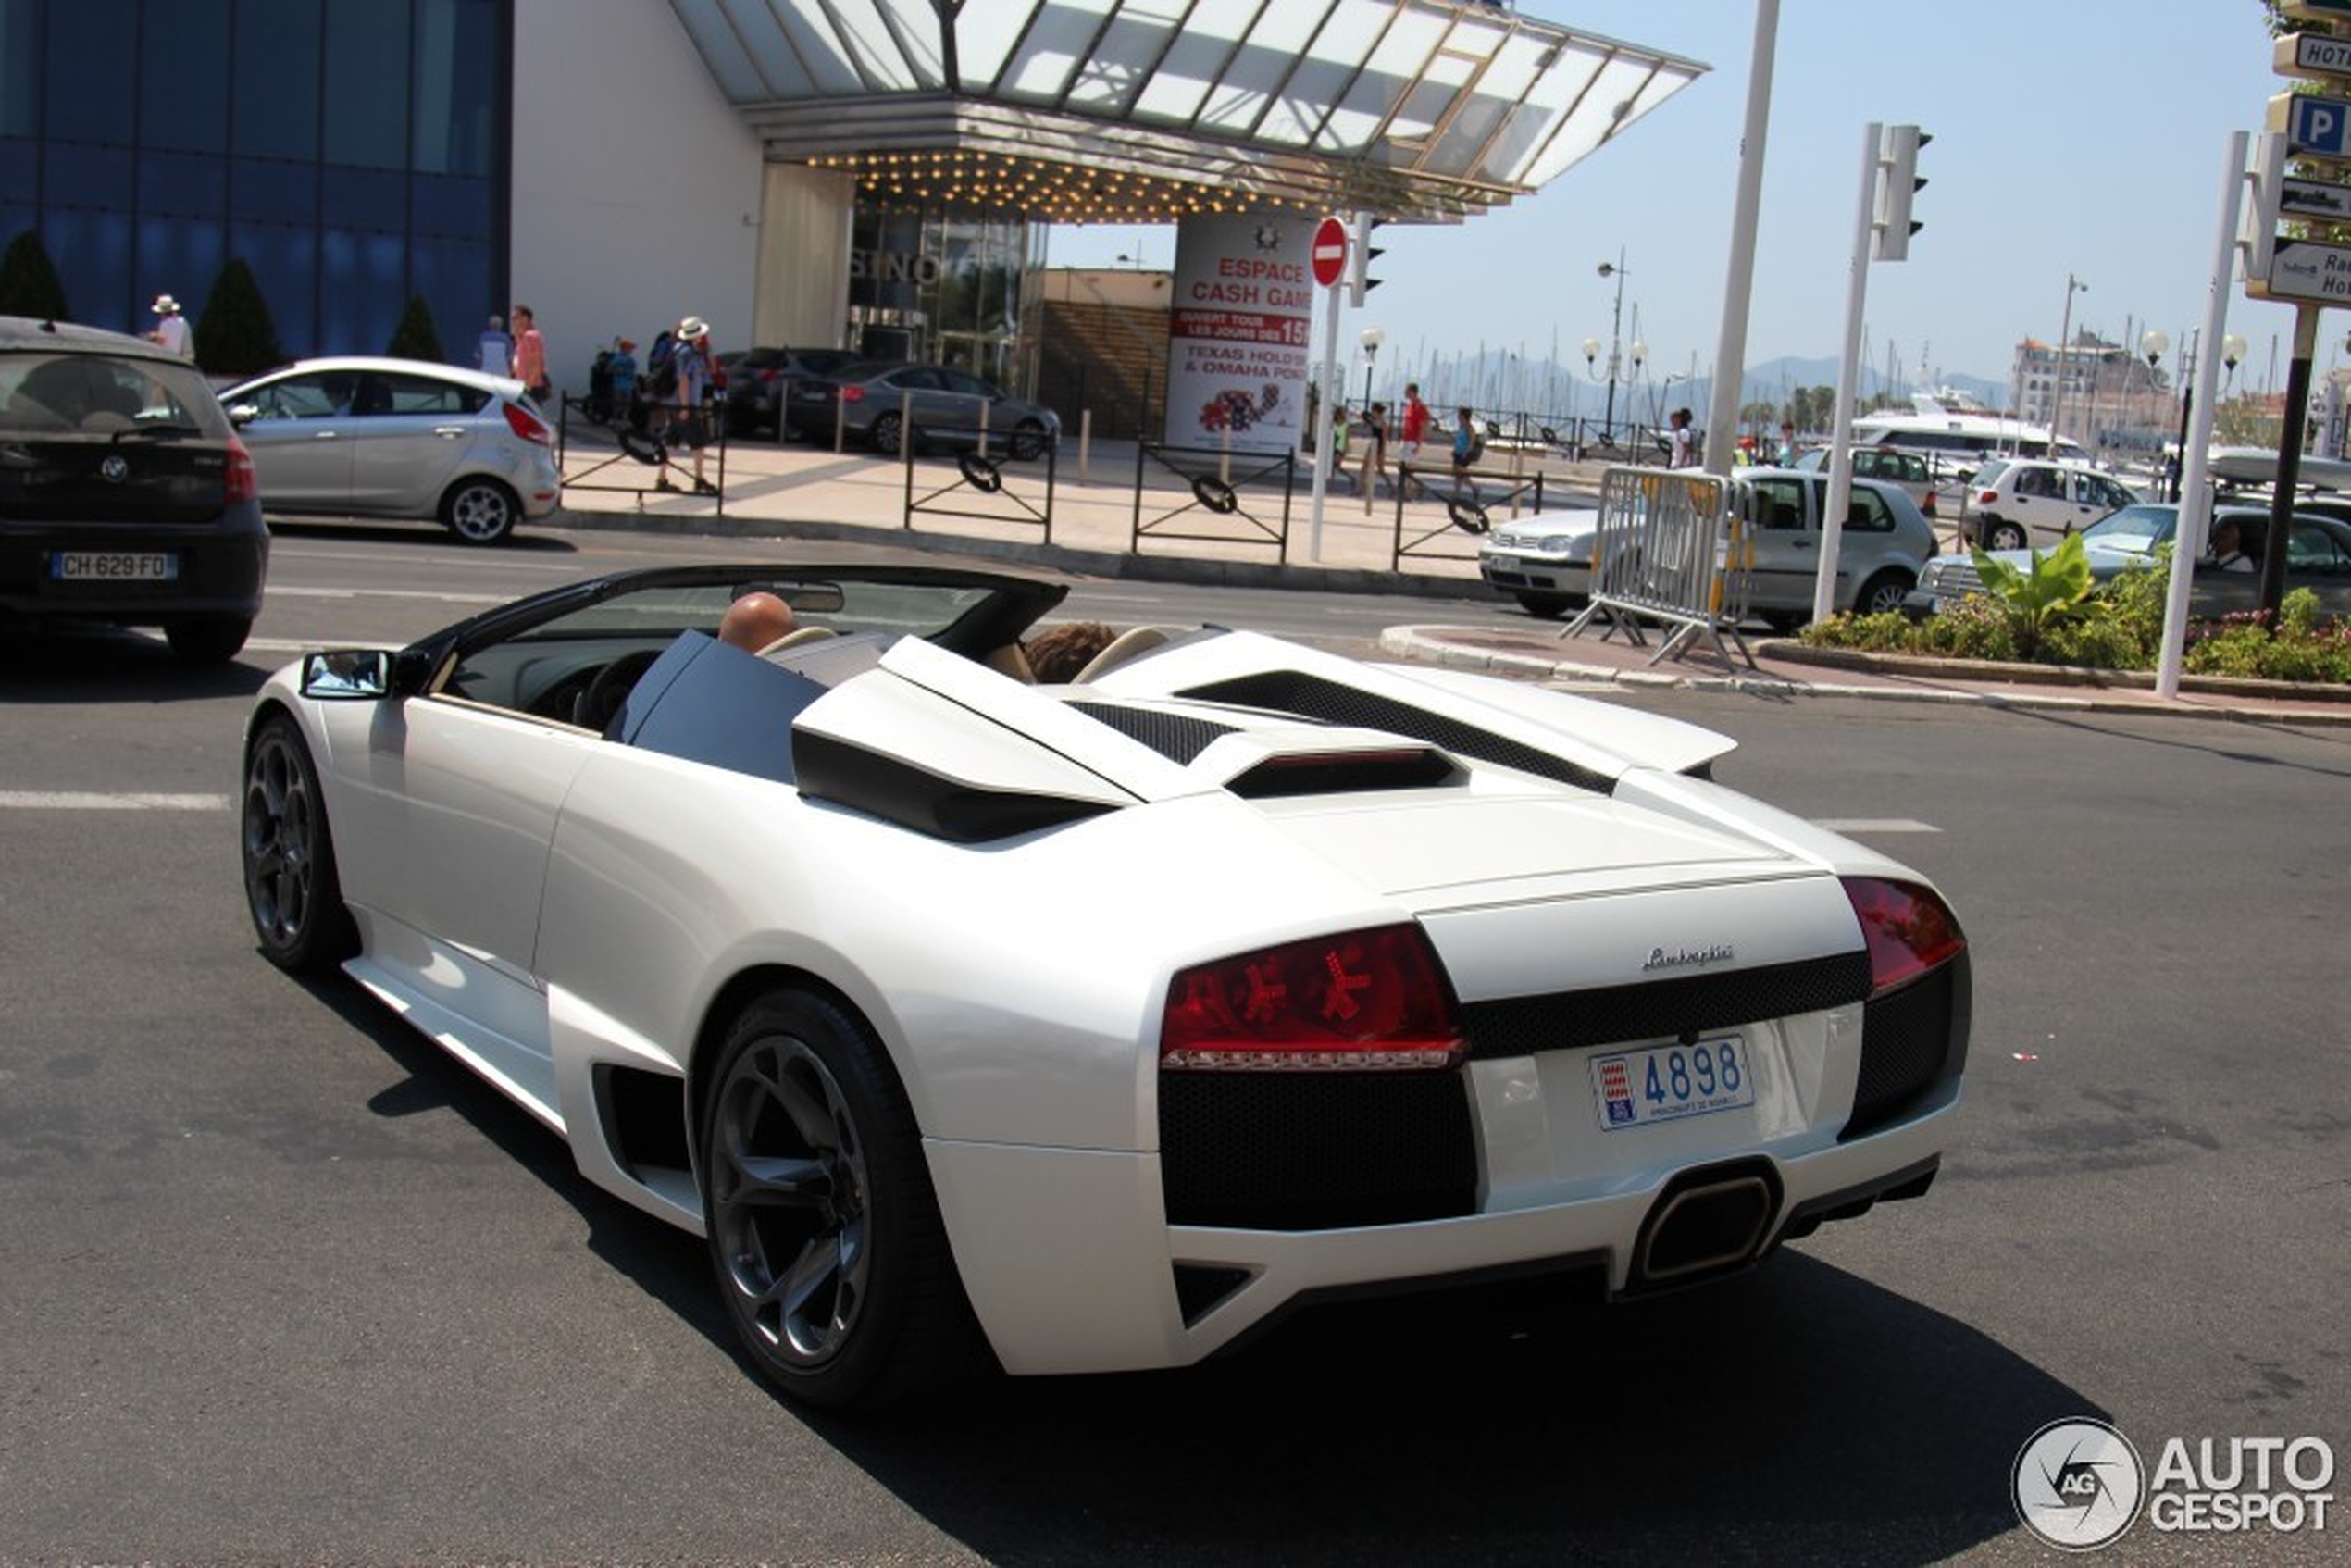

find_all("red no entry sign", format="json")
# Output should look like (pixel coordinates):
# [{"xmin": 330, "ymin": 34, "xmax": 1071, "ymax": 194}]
[{"xmin": 1311, "ymin": 217, "xmax": 1348, "ymax": 287}]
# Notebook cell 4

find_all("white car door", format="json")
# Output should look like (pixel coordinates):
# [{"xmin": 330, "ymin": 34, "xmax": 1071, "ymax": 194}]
[{"xmin": 326, "ymin": 694, "xmax": 598, "ymax": 1115}]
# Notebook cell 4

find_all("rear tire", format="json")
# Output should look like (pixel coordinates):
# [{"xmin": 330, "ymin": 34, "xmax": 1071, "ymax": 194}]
[
  {"xmin": 165, "ymin": 616, "xmax": 251, "ymax": 664},
  {"xmin": 442, "ymin": 478, "xmax": 519, "ymax": 545},
  {"xmin": 241, "ymin": 714, "xmax": 356, "ymax": 975},
  {"xmin": 867, "ymin": 410, "xmax": 904, "ymax": 456},
  {"xmin": 700, "ymin": 989, "xmax": 977, "ymax": 1409},
  {"xmin": 1982, "ymin": 518, "xmax": 2026, "ymax": 551}
]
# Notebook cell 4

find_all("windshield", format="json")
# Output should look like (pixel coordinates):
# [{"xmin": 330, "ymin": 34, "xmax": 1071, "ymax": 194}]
[{"xmin": 2080, "ymin": 505, "xmax": 2175, "ymax": 552}]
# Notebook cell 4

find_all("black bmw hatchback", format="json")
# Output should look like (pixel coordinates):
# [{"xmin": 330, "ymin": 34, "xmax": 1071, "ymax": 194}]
[{"xmin": 0, "ymin": 315, "xmax": 268, "ymax": 663}]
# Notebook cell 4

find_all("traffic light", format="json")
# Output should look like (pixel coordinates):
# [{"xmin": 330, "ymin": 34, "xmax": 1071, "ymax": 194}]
[
  {"xmin": 1874, "ymin": 124, "xmax": 1928, "ymax": 261},
  {"xmin": 1348, "ymin": 211, "xmax": 1387, "ymax": 306}
]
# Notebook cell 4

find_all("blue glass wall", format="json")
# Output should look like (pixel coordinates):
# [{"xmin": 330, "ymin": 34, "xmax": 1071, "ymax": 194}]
[{"xmin": 0, "ymin": 0, "xmax": 509, "ymax": 365}]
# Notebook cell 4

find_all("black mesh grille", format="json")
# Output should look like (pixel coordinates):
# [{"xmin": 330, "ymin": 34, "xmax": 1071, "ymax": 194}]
[
  {"xmin": 1178, "ymin": 670, "xmax": 1616, "ymax": 795},
  {"xmin": 1461, "ymin": 952, "xmax": 1872, "ymax": 1060},
  {"xmin": 1066, "ymin": 701, "xmax": 1238, "ymax": 765},
  {"xmin": 1159, "ymin": 1072, "xmax": 1477, "ymax": 1230},
  {"xmin": 1846, "ymin": 963, "xmax": 1959, "ymax": 1139}
]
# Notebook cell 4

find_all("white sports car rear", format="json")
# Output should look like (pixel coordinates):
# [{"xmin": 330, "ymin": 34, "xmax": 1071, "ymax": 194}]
[{"xmin": 240, "ymin": 564, "xmax": 1971, "ymax": 1408}]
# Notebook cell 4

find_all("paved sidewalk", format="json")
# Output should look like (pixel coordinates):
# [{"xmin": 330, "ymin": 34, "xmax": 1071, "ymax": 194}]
[{"xmin": 548, "ymin": 425, "xmax": 2351, "ymax": 727}]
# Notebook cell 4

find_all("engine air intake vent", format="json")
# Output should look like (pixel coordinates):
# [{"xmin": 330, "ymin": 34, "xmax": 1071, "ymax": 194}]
[
  {"xmin": 1226, "ymin": 746, "xmax": 1459, "ymax": 799},
  {"xmin": 1064, "ymin": 700, "xmax": 1236, "ymax": 765},
  {"xmin": 1177, "ymin": 670, "xmax": 1616, "ymax": 795}
]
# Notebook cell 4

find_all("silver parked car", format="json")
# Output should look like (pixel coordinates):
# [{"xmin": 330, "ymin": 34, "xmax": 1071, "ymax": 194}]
[
  {"xmin": 1479, "ymin": 468, "xmax": 1940, "ymax": 628},
  {"xmin": 223, "ymin": 356, "xmax": 561, "ymax": 545},
  {"xmin": 1905, "ymin": 503, "xmax": 2351, "ymax": 617},
  {"xmin": 788, "ymin": 360, "xmax": 1060, "ymax": 458}
]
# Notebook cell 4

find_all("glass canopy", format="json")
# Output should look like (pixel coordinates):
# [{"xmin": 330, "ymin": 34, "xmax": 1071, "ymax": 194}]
[{"xmin": 665, "ymin": 0, "xmax": 1706, "ymax": 222}]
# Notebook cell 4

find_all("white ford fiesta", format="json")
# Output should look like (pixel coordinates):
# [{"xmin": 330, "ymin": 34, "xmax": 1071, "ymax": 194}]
[{"xmin": 239, "ymin": 563, "xmax": 1971, "ymax": 1408}]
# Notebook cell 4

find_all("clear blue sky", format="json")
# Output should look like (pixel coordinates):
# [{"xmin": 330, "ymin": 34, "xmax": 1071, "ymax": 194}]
[{"xmin": 1046, "ymin": 0, "xmax": 2299, "ymax": 409}]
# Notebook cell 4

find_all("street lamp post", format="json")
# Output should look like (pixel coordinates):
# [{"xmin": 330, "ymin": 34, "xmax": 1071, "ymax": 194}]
[
  {"xmin": 2142, "ymin": 330, "xmax": 2171, "ymax": 497},
  {"xmin": 1583, "ymin": 250, "xmax": 1630, "ymax": 442},
  {"xmin": 1359, "ymin": 326, "xmax": 1384, "ymax": 409},
  {"xmin": 2048, "ymin": 273, "xmax": 2087, "ymax": 452}
]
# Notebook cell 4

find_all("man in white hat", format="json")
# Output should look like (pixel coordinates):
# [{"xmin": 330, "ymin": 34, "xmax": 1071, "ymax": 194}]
[
  {"xmin": 148, "ymin": 294, "xmax": 190, "ymax": 357},
  {"xmin": 663, "ymin": 316, "xmax": 718, "ymax": 497}
]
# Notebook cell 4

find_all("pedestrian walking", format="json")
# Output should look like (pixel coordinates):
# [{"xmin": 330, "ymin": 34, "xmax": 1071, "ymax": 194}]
[
  {"xmin": 660, "ymin": 315, "xmax": 719, "ymax": 497},
  {"xmin": 1360, "ymin": 401, "xmax": 1388, "ymax": 512},
  {"xmin": 1667, "ymin": 406, "xmax": 1696, "ymax": 469},
  {"xmin": 479, "ymin": 315, "xmax": 513, "ymax": 377},
  {"xmin": 147, "ymin": 294, "xmax": 191, "ymax": 356},
  {"xmin": 511, "ymin": 304, "xmax": 550, "ymax": 403}
]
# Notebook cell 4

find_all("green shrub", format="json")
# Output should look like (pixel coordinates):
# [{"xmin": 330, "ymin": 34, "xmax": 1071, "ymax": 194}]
[
  {"xmin": 0, "ymin": 230, "xmax": 69, "ymax": 319},
  {"xmin": 192, "ymin": 257, "xmax": 285, "ymax": 377},
  {"xmin": 385, "ymin": 293, "xmax": 443, "ymax": 361}
]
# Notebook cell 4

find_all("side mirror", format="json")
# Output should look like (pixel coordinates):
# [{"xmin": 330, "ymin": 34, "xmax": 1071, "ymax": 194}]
[
  {"xmin": 226, "ymin": 404, "xmax": 257, "ymax": 427},
  {"xmin": 299, "ymin": 648, "xmax": 392, "ymax": 700}
]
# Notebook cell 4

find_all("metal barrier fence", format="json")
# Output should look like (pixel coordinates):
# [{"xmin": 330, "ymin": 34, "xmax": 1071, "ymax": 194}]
[
  {"xmin": 1387, "ymin": 463, "xmax": 1549, "ymax": 569},
  {"xmin": 901, "ymin": 423, "xmax": 1057, "ymax": 542},
  {"xmin": 554, "ymin": 392, "xmax": 730, "ymax": 513},
  {"xmin": 1561, "ymin": 467, "xmax": 1754, "ymax": 668},
  {"xmin": 1130, "ymin": 442, "xmax": 1295, "ymax": 557}
]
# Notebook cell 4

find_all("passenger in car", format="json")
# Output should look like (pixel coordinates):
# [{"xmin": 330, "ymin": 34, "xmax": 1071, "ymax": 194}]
[
  {"xmin": 1021, "ymin": 621, "xmax": 1118, "ymax": 682},
  {"xmin": 2208, "ymin": 519, "xmax": 2255, "ymax": 571},
  {"xmin": 717, "ymin": 591, "xmax": 797, "ymax": 652}
]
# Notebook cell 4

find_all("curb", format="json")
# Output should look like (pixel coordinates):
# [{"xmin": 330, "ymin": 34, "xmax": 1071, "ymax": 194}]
[
  {"xmin": 549, "ymin": 504, "xmax": 1499, "ymax": 602},
  {"xmin": 1375, "ymin": 628, "xmax": 2351, "ymax": 727}
]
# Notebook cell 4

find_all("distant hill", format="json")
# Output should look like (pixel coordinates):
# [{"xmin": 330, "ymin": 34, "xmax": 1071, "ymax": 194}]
[{"xmin": 1390, "ymin": 350, "xmax": 2010, "ymax": 422}]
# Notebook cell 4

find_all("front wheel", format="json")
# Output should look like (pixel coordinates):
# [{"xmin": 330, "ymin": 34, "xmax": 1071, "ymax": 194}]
[
  {"xmin": 442, "ymin": 477, "xmax": 520, "ymax": 545},
  {"xmin": 1513, "ymin": 591, "xmax": 1577, "ymax": 619},
  {"xmin": 241, "ymin": 714, "xmax": 356, "ymax": 975},
  {"xmin": 701, "ymin": 989, "xmax": 976, "ymax": 1409},
  {"xmin": 1853, "ymin": 570, "xmax": 1914, "ymax": 617}
]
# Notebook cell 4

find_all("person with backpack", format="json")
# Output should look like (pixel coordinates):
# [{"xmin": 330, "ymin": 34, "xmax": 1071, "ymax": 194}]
[{"xmin": 1450, "ymin": 405, "xmax": 1485, "ymax": 499}]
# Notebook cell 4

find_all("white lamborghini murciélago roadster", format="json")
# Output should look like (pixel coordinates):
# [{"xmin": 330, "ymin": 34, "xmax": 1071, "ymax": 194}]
[{"xmin": 240, "ymin": 563, "xmax": 1970, "ymax": 1408}]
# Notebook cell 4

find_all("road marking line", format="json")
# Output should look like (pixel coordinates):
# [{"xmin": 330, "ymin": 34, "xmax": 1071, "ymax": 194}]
[
  {"xmin": 0, "ymin": 791, "xmax": 231, "ymax": 811},
  {"xmin": 264, "ymin": 585, "xmax": 507, "ymax": 604},
  {"xmin": 1811, "ymin": 818, "xmax": 1940, "ymax": 834}
]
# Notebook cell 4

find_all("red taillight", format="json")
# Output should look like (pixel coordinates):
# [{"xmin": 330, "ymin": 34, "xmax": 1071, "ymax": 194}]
[
  {"xmin": 1842, "ymin": 877, "xmax": 1965, "ymax": 996},
  {"xmin": 840, "ymin": 384, "xmax": 864, "ymax": 403},
  {"xmin": 224, "ymin": 434, "xmax": 258, "ymax": 504},
  {"xmin": 1922, "ymin": 491, "xmax": 1936, "ymax": 516},
  {"xmin": 1975, "ymin": 489, "xmax": 1997, "ymax": 505},
  {"xmin": 1160, "ymin": 924, "xmax": 1465, "ymax": 1072},
  {"xmin": 503, "ymin": 400, "xmax": 551, "ymax": 446}
]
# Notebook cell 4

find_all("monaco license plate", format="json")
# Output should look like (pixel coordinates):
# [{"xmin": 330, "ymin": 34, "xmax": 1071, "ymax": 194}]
[
  {"xmin": 51, "ymin": 551, "xmax": 179, "ymax": 582},
  {"xmin": 1591, "ymin": 1037, "xmax": 1754, "ymax": 1130}
]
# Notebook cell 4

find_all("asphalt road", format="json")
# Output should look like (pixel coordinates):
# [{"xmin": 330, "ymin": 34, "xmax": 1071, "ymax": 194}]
[{"xmin": 2, "ymin": 528, "xmax": 2345, "ymax": 1566}]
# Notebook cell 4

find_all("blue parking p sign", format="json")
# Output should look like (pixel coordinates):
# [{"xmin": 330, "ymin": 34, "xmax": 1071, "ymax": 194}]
[{"xmin": 2278, "ymin": 92, "xmax": 2351, "ymax": 161}]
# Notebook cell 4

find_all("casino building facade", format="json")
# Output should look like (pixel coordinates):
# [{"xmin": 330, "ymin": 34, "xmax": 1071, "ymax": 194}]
[{"xmin": 0, "ymin": 0, "xmax": 1699, "ymax": 436}]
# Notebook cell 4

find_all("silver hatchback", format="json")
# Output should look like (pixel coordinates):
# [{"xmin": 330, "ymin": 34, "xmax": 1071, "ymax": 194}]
[
  {"xmin": 224, "ymin": 356, "xmax": 562, "ymax": 545},
  {"xmin": 1478, "ymin": 468, "xmax": 1940, "ymax": 628}
]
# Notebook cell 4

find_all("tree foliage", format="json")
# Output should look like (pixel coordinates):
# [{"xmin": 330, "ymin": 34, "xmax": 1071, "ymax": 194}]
[
  {"xmin": 0, "ymin": 230, "xmax": 70, "ymax": 320},
  {"xmin": 386, "ymin": 293, "xmax": 443, "ymax": 362},
  {"xmin": 193, "ymin": 258, "xmax": 286, "ymax": 377}
]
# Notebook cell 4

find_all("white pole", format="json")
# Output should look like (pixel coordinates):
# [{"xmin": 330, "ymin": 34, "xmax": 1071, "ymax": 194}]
[
  {"xmin": 1704, "ymin": 0, "xmax": 1780, "ymax": 474},
  {"xmin": 2158, "ymin": 131, "xmax": 2250, "ymax": 698},
  {"xmin": 1310, "ymin": 232, "xmax": 1344, "ymax": 562},
  {"xmin": 1813, "ymin": 121, "xmax": 1881, "ymax": 627}
]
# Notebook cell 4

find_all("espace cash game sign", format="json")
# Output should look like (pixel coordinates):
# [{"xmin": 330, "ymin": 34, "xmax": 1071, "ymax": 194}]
[
  {"xmin": 2012, "ymin": 1417, "xmax": 2336, "ymax": 1551},
  {"xmin": 1163, "ymin": 215, "xmax": 1313, "ymax": 454}
]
